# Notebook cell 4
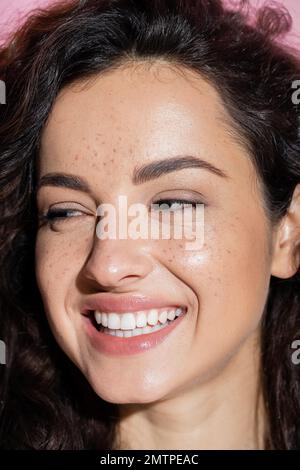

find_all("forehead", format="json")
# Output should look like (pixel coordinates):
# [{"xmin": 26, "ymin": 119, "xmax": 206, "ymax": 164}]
[{"xmin": 39, "ymin": 61, "xmax": 251, "ymax": 182}]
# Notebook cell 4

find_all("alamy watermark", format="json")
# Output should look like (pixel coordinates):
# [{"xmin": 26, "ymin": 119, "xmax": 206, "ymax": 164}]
[
  {"xmin": 95, "ymin": 196, "xmax": 205, "ymax": 251},
  {"xmin": 0, "ymin": 80, "xmax": 6, "ymax": 105},
  {"xmin": 0, "ymin": 340, "xmax": 6, "ymax": 365},
  {"xmin": 291, "ymin": 339, "xmax": 300, "ymax": 366},
  {"xmin": 291, "ymin": 80, "xmax": 300, "ymax": 137},
  {"xmin": 291, "ymin": 80, "xmax": 300, "ymax": 105}
]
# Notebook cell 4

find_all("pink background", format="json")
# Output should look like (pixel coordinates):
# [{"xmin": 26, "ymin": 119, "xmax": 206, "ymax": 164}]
[{"xmin": 0, "ymin": 0, "xmax": 300, "ymax": 49}]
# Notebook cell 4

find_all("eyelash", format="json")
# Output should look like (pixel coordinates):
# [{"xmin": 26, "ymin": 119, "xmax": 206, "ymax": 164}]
[
  {"xmin": 38, "ymin": 208, "xmax": 84, "ymax": 227},
  {"xmin": 152, "ymin": 198, "xmax": 201, "ymax": 210},
  {"xmin": 39, "ymin": 198, "xmax": 202, "ymax": 229}
]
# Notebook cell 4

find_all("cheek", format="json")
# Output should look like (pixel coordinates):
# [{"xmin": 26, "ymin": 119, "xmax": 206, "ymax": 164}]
[
  {"xmin": 35, "ymin": 224, "xmax": 94, "ymax": 341},
  {"xmin": 35, "ymin": 233, "xmax": 88, "ymax": 295},
  {"xmin": 155, "ymin": 212, "xmax": 271, "ymax": 379},
  {"xmin": 35, "ymin": 220, "xmax": 95, "ymax": 289}
]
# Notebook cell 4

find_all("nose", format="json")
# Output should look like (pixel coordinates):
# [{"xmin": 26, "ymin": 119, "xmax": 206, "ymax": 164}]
[{"xmin": 82, "ymin": 238, "xmax": 153, "ymax": 290}]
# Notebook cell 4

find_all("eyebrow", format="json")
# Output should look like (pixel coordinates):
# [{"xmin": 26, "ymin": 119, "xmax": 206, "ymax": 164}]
[
  {"xmin": 36, "ymin": 173, "xmax": 92, "ymax": 194},
  {"xmin": 36, "ymin": 155, "xmax": 228, "ymax": 193},
  {"xmin": 132, "ymin": 155, "xmax": 228, "ymax": 184}
]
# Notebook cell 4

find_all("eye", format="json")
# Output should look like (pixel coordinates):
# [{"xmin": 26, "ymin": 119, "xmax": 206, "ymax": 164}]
[
  {"xmin": 38, "ymin": 207, "xmax": 89, "ymax": 229},
  {"xmin": 151, "ymin": 198, "xmax": 200, "ymax": 211},
  {"xmin": 46, "ymin": 208, "xmax": 83, "ymax": 220}
]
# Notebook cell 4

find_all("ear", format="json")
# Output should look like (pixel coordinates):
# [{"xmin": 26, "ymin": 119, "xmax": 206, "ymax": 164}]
[{"xmin": 271, "ymin": 183, "xmax": 300, "ymax": 279}]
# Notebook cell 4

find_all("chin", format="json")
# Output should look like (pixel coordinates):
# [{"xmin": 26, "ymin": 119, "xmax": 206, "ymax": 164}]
[{"xmin": 86, "ymin": 374, "xmax": 170, "ymax": 405}]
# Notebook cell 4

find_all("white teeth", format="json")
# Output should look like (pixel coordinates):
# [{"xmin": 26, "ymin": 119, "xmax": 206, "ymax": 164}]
[
  {"xmin": 101, "ymin": 312, "xmax": 108, "ymax": 327},
  {"xmin": 120, "ymin": 313, "xmax": 136, "ymax": 330},
  {"xmin": 103, "ymin": 321, "xmax": 171, "ymax": 337},
  {"xmin": 132, "ymin": 328, "xmax": 143, "ymax": 336},
  {"xmin": 95, "ymin": 312, "xmax": 102, "ymax": 324},
  {"xmin": 142, "ymin": 325, "xmax": 152, "ymax": 334},
  {"xmin": 136, "ymin": 311, "xmax": 147, "ymax": 328},
  {"xmin": 148, "ymin": 309, "xmax": 158, "ymax": 326},
  {"xmin": 167, "ymin": 310, "xmax": 176, "ymax": 321},
  {"xmin": 175, "ymin": 308, "xmax": 183, "ymax": 317},
  {"xmin": 158, "ymin": 310, "xmax": 168, "ymax": 324},
  {"xmin": 152, "ymin": 324, "xmax": 161, "ymax": 332},
  {"xmin": 107, "ymin": 327, "xmax": 148, "ymax": 338},
  {"xmin": 123, "ymin": 330, "xmax": 132, "ymax": 338},
  {"xmin": 107, "ymin": 313, "xmax": 121, "ymax": 330},
  {"xmin": 93, "ymin": 307, "xmax": 185, "ymax": 331}
]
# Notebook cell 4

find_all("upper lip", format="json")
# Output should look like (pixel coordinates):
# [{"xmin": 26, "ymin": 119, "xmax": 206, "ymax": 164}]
[{"xmin": 81, "ymin": 294, "xmax": 184, "ymax": 314}]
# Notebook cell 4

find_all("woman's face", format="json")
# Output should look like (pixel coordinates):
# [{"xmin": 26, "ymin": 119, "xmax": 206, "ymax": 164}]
[{"xmin": 35, "ymin": 62, "xmax": 273, "ymax": 404}]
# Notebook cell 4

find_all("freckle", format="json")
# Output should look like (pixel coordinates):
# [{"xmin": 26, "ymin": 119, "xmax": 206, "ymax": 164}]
[
  {"xmin": 102, "ymin": 141, "xmax": 106, "ymax": 145},
  {"xmin": 74, "ymin": 154, "xmax": 79, "ymax": 161},
  {"xmin": 179, "ymin": 243, "xmax": 183, "ymax": 249},
  {"xmin": 110, "ymin": 158, "xmax": 114, "ymax": 163},
  {"xmin": 113, "ymin": 148, "xmax": 116, "ymax": 153},
  {"xmin": 87, "ymin": 144, "xmax": 90, "ymax": 150},
  {"xmin": 94, "ymin": 151, "xmax": 98, "ymax": 156},
  {"xmin": 103, "ymin": 162, "xmax": 107, "ymax": 166},
  {"xmin": 226, "ymin": 249, "xmax": 232, "ymax": 254}
]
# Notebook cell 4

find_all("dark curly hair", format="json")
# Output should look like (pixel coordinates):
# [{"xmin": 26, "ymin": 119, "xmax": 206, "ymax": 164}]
[{"xmin": 0, "ymin": 0, "xmax": 300, "ymax": 449}]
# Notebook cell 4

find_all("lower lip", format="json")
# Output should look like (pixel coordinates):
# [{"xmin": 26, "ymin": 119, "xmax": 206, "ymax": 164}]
[{"xmin": 83, "ymin": 313, "xmax": 186, "ymax": 356}]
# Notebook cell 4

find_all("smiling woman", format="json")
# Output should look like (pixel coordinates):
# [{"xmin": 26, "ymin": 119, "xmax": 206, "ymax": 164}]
[{"xmin": 0, "ymin": 0, "xmax": 300, "ymax": 451}]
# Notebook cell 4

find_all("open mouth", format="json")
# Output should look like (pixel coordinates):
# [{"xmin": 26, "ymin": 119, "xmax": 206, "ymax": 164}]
[{"xmin": 86, "ymin": 306, "xmax": 187, "ymax": 338}]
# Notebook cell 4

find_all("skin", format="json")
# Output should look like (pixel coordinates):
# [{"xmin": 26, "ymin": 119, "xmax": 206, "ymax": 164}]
[{"xmin": 35, "ymin": 61, "xmax": 300, "ymax": 449}]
